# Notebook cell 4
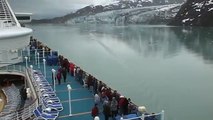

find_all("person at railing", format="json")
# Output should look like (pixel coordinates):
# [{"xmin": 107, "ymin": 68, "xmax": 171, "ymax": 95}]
[
  {"xmin": 20, "ymin": 86, "xmax": 27, "ymax": 109},
  {"xmin": 61, "ymin": 67, "xmax": 67, "ymax": 83},
  {"xmin": 87, "ymin": 74, "xmax": 93, "ymax": 91},
  {"xmin": 93, "ymin": 78, "xmax": 98, "ymax": 94},
  {"xmin": 58, "ymin": 55, "xmax": 63, "ymax": 66},
  {"xmin": 82, "ymin": 71, "xmax": 88, "ymax": 87},
  {"xmin": 112, "ymin": 90, "xmax": 120, "ymax": 102},
  {"xmin": 78, "ymin": 69, "xmax": 84, "ymax": 85},
  {"xmin": 62, "ymin": 58, "xmax": 69, "ymax": 73},
  {"xmin": 74, "ymin": 66, "xmax": 78, "ymax": 81},
  {"xmin": 105, "ymin": 88, "xmax": 113, "ymax": 101},
  {"xmin": 128, "ymin": 98, "xmax": 137, "ymax": 114},
  {"xmin": 118, "ymin": 96, "xmax": 129, "ymax": 116},
  {"xmin": 102, "ymin": 92, "xmax": 109, "ymax": 105},
  {"xmin": 98, "ymin": 81, "xmax": 104, "ymax": 94},
  {"xmin": 91, "ymin": 104, "xmax": 99, "ymax": 118},
  {"xmin": 111, "ymin": 97, "xmax": 118, "ymax": 120},
  {"xmin": 94, "ymin": 94, "xmax": 100, "ymax": 105},
  {"xmin": 69, "ymin": 62, "xmax": 75, "ymax": 76},
  {"xmin": 56, "ymin": 70, "xmax": 62, "ymax": 85},
  {"xmin": 103, "ymin": 101, "xmax": 111, "ymax": 120}
]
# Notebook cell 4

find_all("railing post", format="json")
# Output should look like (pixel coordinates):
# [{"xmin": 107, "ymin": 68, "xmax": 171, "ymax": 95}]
[
  {"xmin": 161, "ymin": 110, "xmax": 165, "ymax": 120},
  {"xmin": 19, "ymin": 65, "xmax": 22, "ymax": 72},
  {"xmin": 43, "ymin": 47, "xmax": 45, "ymax": 59},
  {"xmin": 30, "ymin": 65, "xmax": 33, "ymax": 78},
  {"xmin": 25, "ymin": 56, "xmax": 28, "ymax": 68},
  {"xmin": 67, "ymin": 84, "xmax": 72, "ymax": 116},
  {"xmin": 13, "ymin": 64, "xmax": 15, "ymax": 71},
  {"xmin": 50, "ymin": 50, "xmax": 52, "ymax": 56},
  {"xmin": 94, "ymin": 116, "xmax": 100, "ymax": 120},
  {"xmin": 51, "ymin": 69, "xmax": 56, "ymax": 92},
  {"xmin": 43, "ymin": 59, "xmax": 46, "ymax": 78},
  {"xmin": 35, "ymin": 49, "xmax": 37, "ymax": 65},
  {"xmin": 16, "ymin": 111, "xmax": 19, "ymax": 120},
  {"xmin": 142, "ymin": 114, "xmax": 145, "ymax": 120},
  {"xmin": 21, "ymin": 49, "xmax": 23, "ymax": 60},
  {"xmin": 28, "ymin": 46, "xmax": 31, "ymax": 62},
  {"xmin": 37, "ymin": 53, "xmax": 40, "ymax": 68}
]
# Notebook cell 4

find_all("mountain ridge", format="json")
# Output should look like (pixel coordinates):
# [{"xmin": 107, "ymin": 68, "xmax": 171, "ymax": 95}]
[
  {"xmin": 169, "ymin": 0, "xmax": 213, "ymax": 26},
  {"xmin": 31, "ymin": 0, "xmax": 182, "ymax": 25}
]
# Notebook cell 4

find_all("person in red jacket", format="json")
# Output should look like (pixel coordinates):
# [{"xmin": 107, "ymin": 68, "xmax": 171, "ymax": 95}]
[{"xmin": 91, "ymin": 104, "xmax": 99, "ymax": 118}]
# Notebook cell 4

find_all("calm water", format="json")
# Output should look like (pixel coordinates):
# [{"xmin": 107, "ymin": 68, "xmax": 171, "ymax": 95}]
[{"xmin": 30, "ymin": 24, "xmax": 213, "ymax": 120}]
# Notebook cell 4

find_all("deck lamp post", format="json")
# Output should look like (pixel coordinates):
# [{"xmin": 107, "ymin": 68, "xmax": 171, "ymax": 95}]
[
  {"xmin": 43, "ymin": 59, "xmax": 46, "ymax": 78},
  {"xmin": 30, "ymin": 65, "xmax": 33, "ymax": 76},
  {"xmin": 42, "ymin": 47, "xmax": 45, "ymax": 59},
  {"xmin": 51, "ymin": 69, "xmax": 56, "ymax": 92},
  {"xmin": 50, "ymin": 50, "xmax": 52, "ymax": 56},
  {"xmin": 24, "ymin": 56, "xmax": 28, "ymax": 68},
  {"xmin": 161, "ymin": 110, "xmax": 165, "ymax": 120},
  {"xmin": 67, "ymin": 84, "xmax": 72, "ymax": 116},
  {"xmin": 27, "ymin": 46, "xmax": 31, "ymax": 62},
  {"xmin": 37, "ymin": 53, "xmax": 40, "ymax": 68},
  {"xmin": 35, "ymin": 49, "xmax": 37, "ymax": 65}
]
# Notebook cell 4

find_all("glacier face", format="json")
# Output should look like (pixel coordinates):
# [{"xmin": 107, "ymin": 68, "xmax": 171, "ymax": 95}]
[{"xmin": 66, "ymin": 4, "xmax": 181, "ymax": 25}]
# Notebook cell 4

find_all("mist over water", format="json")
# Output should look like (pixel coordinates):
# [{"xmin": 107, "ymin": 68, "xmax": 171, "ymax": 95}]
[{"xmin": 30, "ymin": 24, "xmax": 213, "ymax": 120}]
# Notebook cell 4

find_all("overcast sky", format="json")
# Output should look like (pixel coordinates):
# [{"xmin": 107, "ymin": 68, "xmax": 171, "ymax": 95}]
[{"xmin": 8, "ymin": 0, "xmax": 115, "ymax": 19}]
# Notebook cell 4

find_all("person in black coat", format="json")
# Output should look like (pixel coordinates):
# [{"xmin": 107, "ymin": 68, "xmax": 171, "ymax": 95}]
[
  {"xmin": 62, "ymin": 67, "xmax": 67, "ymax": 83},
  {"xmin": 103, "ymin": 101, "xmax": 111, "ymax": 120}
]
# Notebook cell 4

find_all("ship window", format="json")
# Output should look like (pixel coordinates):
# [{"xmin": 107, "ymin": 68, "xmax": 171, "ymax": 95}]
[{"xmin": 16, "ymin": 16, "xmax": 31, "ymax": 20}]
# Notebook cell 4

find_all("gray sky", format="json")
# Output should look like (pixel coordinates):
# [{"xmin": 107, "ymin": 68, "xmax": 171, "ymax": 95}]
[{"xmin": 8, "ymin": 0, "xmax": 115, "ymax": 19}]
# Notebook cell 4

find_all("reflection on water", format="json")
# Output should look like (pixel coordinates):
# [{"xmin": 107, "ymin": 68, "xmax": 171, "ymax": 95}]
[
  {"xmin": 171, "ymin": 27, "xmax": 213, "ymax": 64},
  {"xmin": 30, "ymin": 24, "xmax": 213, "ymax": 120}
]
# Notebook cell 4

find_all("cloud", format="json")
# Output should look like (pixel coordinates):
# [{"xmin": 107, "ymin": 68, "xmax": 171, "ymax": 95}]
[
  {"xmin": 8, "ymin": 0, "xmax": 92, "ymax": 19},
  {"xmin": 8, "ymin": 0, "xmax": 119, "ymax": 19}
]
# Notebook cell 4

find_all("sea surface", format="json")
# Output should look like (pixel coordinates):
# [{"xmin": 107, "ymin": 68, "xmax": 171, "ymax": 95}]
[{"xmin": 29, "ymin": 24, "xmax": 213, "ymax": 120}]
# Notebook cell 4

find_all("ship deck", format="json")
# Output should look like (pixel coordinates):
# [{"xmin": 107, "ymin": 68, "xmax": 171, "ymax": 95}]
[
  {"xmin": 25, "ymin": 59, "xmax": 105, "ymax": 120},
  {"xmin": 0, "ymin": 41, "xmax": 163, "ymax": 120}
]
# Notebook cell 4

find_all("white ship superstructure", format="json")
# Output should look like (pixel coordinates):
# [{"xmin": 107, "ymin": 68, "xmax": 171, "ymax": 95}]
[{"xmin": 0, "ymin": 0, "xmax": 32, "ymax": 67}]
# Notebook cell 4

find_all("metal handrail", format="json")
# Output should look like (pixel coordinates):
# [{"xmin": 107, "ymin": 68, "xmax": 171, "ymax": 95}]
[
  {"xmin": 121, "ymin": 110, "xmax": 164, "ymax": 120},
  {"xmin": 0, "ymin": 64, "xmax": 25, "ymax": 72},
  {"xmin": 65, "ymin": 56, "xmax": 165, "ymax": 120}
]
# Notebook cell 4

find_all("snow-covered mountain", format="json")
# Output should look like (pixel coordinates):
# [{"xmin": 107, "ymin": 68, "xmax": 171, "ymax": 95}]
[
  {"xmin": 31, "ymin": 0, "xmax": 182, "ymax": 25},
  {"xmin": 66, "ymin": 4, "xmax": 181, "ymax": 25},
  {"xmin": 169, "ymin": 0, "xmax": 213, "ymax": 26}
]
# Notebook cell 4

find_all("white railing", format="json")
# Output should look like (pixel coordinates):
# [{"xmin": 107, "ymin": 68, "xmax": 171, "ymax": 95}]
[
  {"xmin": 0, "ymin": 101, "xmax": 36, "ymax": 120},
  {"xmin": 0, "ymin": 64, "xmax": 25, "ymax": 72},
  {"xmin": 0, "ymin": 0, "xmax": 19, "ymax": 28},
  {"xmin": 121, "ymin": 110, "xmax": 164, "ymax": 120},
  {"xmin": 0, "ymin": 48, "xmax": 24, "ymax": 68}
]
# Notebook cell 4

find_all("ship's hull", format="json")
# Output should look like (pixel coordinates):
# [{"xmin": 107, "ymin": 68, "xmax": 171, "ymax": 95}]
[{"xmin": 0, "ymin": 27, "xmax": 32, "ymax": 67}]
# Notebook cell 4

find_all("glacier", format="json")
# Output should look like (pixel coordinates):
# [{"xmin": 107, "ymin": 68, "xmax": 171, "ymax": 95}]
[{"xmin": 65, "ymin": 4, "xmax": 181, "ymax": 25}]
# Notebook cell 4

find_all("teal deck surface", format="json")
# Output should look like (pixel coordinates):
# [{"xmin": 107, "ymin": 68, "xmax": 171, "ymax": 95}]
[{"xmin": 27, "ymin": 59, "xmax": 105, "ymax": 120}]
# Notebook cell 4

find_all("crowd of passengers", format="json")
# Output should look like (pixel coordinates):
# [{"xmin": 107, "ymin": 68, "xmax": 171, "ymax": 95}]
[
  {"xmin": 29, "ymin": 37, "xmax": 158, "ymax": 120},
  {"xmin": 58, "ymin": 56, "xmax": 158, "ymax": 120}
]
